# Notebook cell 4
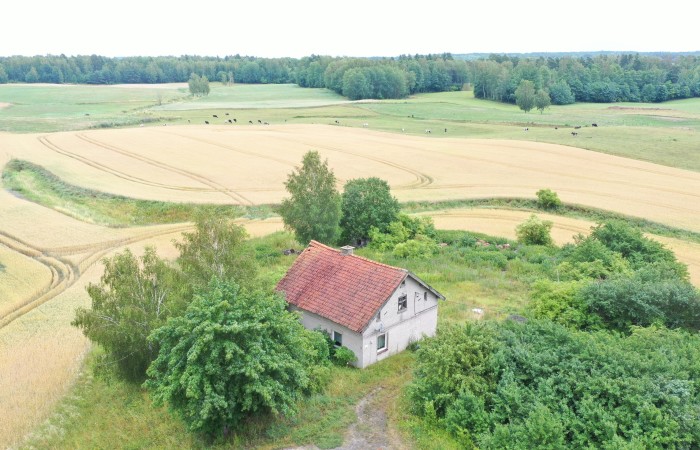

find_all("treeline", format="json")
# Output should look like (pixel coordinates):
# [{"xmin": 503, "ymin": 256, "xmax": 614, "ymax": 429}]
[
  {"xmin": 0, "ymin": 53, "xmax": 467, "ymax": 99},
  {"xmin": 472, "ymin": 53, "xmax": 700, "ymax": 104},
  {"xmin": 3, "ymin": 53, "xmax": 700, "ymax": 103}
]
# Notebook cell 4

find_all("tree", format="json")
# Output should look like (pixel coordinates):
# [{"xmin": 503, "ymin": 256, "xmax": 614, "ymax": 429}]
[
  {"xmin": 188, "ymin": 73, "xmax": 210, "ymax": 97},
  {"xmin": 174, "ymin": 214, "xmax": 257, "ymax": 291},
  {"xmin": 536, "ymin": 188, "xmax": 561, "ymax": 210},
  {"xmin": 72, "ymin": 247, "xmax": 183, "ymax": 381},
  {"xmin": 278, "ymin": 150, "xmax": 341, "ymax": 245},
  {"xmin": 535, "ymin": 89, "xmax": 551, "ymax": 114},
  {"xmin": 145, "ymin": 279, "xmax": 327, "ymax": 437},
  {"xmin": 340, "ymin": 177, "xmax": 400, "ymax": 245},
  {"xmin": 516, "ymin": 214, "xmax": 553, "ymax": 246},
  {"xmin": 515, "ymin": 80, "xmax": 536, "ymax": 112}
]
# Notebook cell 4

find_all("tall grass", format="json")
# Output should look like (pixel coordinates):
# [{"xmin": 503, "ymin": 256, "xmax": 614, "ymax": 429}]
[{"xmin": 1, "ymin": 159, "xmax": 246, "ymax": 226}]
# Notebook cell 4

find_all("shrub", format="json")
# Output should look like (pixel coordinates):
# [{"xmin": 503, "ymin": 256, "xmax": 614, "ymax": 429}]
[
  {"xmin": 332, "ymin": 346, "xmax": 357, "ymax": 367},
  {"xmin": 535, "ymin": 189, "xmax": 561, "ymax": 210},
  {"xmin": 515, "ymin": 214, "xmax": 553, "ymax": 246}
]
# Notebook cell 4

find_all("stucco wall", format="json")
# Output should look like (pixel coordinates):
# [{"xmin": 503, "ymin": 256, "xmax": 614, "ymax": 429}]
[
  {"xmin": 360, "ymin": 275, "xmax": 440, "ymax": 367},
  {"xmin": 290, "ymin": 274, "xmax": 441, "ymax": 369}
]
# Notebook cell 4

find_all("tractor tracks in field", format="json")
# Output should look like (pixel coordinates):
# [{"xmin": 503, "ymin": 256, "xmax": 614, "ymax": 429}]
[
  {"xmin": 37, "ymin": 134, "xmax": 253, "ymax": 205},
  {"xmin": 266, "ymin": 131, "xmax": 434, "ymax": 190},
  {"xmin": 0, "ymin": 224, "xmax": 193, "ymax": 330}
]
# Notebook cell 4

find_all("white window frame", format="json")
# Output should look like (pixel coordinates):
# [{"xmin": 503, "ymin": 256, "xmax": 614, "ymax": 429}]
[
  {"xmin": 377, "ymin": 332, "xmax": 388, "ymax": 353},
  {"xmin": 398, "ymin": 294, "xmax": 408, "ymax": 312}
]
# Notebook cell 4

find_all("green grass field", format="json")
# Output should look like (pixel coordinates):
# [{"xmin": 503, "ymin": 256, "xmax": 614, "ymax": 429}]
[{"xmin": 2, "ymin": 82, "xmax": 699, "ymax": 171}]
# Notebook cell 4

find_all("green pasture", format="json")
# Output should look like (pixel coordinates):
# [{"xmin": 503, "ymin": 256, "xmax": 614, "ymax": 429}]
[{"xmin": 1, "ymin": 82, "xmax": 699, "ymax": 171}]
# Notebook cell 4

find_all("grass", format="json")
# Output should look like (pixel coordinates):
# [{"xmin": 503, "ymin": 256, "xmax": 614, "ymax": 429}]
[
  {"xmin": 0, "ymin": 83, "xmax": 188, "ymax": 133},
  {"xmin": 1, "ymin": 159, "xmax": 246, "ymax": 226}
]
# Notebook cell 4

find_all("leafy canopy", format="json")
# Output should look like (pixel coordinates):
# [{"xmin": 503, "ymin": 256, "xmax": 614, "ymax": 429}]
[
  {"xmin": 145, "ymin": 279, "xmax": 328, "ymax": 437},
  {"xmin": 278, "ymin": 150, "xmax": 341, "ymax": 245},
  {"xmin": 72, "ymin": 247, "xmax": 183, "ymax": 381},
  {"xmin": 340, "ymin": 177, "xmax": 400, "ymax": 245},
  {"xmin": 174, "ymin": 214, "xmax": 257, "ymax": 291}
]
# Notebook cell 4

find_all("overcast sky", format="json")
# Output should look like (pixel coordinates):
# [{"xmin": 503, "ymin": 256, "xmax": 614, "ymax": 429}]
[{"xmin": 2, "ymin": 0, "xmax": 698, "ymax": 58}]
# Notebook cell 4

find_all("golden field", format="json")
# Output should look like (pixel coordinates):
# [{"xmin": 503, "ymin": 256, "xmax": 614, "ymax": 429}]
[
  {"xmin": 2, "ymin": 123, "xmax": 700, "ymax": 447},
  {"xmin": 5, "ymin": 124, "xmax": 699, "ymax": 232}
]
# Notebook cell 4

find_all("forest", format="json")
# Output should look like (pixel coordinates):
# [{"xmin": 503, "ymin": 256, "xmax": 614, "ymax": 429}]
[{"xmin": 2, "ymin": 52, "xmax": 700, "ymax": 103}]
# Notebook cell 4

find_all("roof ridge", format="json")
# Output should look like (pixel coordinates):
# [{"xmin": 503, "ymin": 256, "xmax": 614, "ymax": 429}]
[{"xmin": 308, "ymin": 240, "xmax": 407, "ymax": 274}]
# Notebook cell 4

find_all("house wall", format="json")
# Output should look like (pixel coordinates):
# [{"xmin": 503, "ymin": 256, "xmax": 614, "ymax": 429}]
[
  {"xmin": 289, "ymin": 307, "xmax": 364, "ymax": 367},
  {"xmin": 360, "ymin": 275, "xmax": 440, "ymax": 368},
  {"xmin": 290, "ymin": 275, "xmax": 440, "ymax": 369}
]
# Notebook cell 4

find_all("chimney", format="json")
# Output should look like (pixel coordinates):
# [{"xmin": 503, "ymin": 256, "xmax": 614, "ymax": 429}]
[{"xmin": 340, "ymin": 245, "xmax": 355, "ymax": 256}]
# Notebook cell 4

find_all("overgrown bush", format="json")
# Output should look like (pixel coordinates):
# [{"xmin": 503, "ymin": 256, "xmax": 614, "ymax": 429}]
[
  {"xmin": 535, "ymin": 188, "xmax": 561, "ymax": 210},
  {"xmin": 410, "ymin": 320, "xmax": 700, "ymax": 448},
  {"xmin": 332, "ymin": 346, "xmax": 357, "ymax": 367},
  {"xmin": 515, "ymin": 214, "xmax": 553, "ymax": 246}
]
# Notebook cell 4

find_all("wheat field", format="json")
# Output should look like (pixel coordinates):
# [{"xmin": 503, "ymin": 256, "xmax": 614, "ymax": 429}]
[
  {"xmin": 7, "ymin": 124, "xmax": 699, "ymax": 232},
  {"xmin": 2, "ymin": 123, "xmax": 700, "ymax": 447}
]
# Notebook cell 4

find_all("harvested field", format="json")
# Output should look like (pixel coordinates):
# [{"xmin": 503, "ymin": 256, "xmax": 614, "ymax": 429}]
[{"xmin": 6, "ymin": 124, "xmax": 700, "ymax": 233}]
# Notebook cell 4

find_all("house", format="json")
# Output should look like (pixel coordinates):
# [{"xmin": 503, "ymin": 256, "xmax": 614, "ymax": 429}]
[{"xmin": 276, "ymin": 240, "xmax": 444, "ymax": 368}]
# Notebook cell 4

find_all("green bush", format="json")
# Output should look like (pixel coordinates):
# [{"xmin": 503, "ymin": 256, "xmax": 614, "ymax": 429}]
[
  {"xmin": 535, "ymin": 189, "xmax": 561, "ymax": 210},
  {"xmin": 331, "ymin": 346, "xmax": 357, "ymax": 367},
  {"xmin": 527, "ymin": 279, "xmax": 591, "ymax": 328},
  {"xmin": 409, "ymin": 320, "xmax": 700, "ymax": 448},
  {"xmin": 515, "ymin": 214, "xmax": 554, "ymax": 246}
]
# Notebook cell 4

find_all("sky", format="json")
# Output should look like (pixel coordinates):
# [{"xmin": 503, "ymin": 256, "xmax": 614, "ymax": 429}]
[{"xmin": 2, "ymin": 0, "xmax": 698, "ymax": 58}]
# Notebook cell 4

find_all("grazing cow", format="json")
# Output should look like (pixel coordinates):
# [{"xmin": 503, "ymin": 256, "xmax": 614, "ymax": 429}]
[
  {"xmin": 233, "ymin": 118, "xmax": 237, "ymax": 123},
  {"xmin": 249, "ymin": 120, "xmax": 253, "ymax": 124},
  {"xmin": 401, "ymin": 128, "xmax": 405, "ymax": 132},
  {"xmin": 444, "ymin": 128, "xmax": 448, "ymax": 133},
  {"xmin": 205, "ymin": 120, "xmax": 209, "ymax": 124},
  {"xmin": 362, "ymin": 123, "xmax": 369, "ymax": 127},
  {"xmin": 592, "ymin": 123, "xmax": 598, "ymax": 127},
  {"xmin": 258, "ymin": 120, "xmax": 262, "ymax": 124},
  {"xmin": 425, "ymin": 129, "xmax": 431, "ymax": 134},
  {"xmin": 228, "ymin": 119, "xmax": 232, "ymax": 123},
  {"xmin": 571, "ymin": 131, "xmax": 578, "ymax": 136},
  {"xmin": 225, "ymin": 112, "xmax": 229, "ymax": 116},
  {"xmin": 524, "ymin": 127, "xmax": 529, "ymax": 131},
  {"xmin": 334, "ymin": 120, "xmax": 339, "ymax": 124},
  {"xmin": 187, "ymin": 119, "xmax": 190, "ymax": 123},
  {"xmin": 213, "ymin": 115, "xmax": 218, "ymax": 118},
  {"xmin": 554, "ymin": 126, "xmax": 558, "ymax": 130},
  {"xmin": 264, "ymin": 122, "xmax": 269, "ymax": 125},
  {"xmin": 574, "ymin": 126, "xmax": 581, "ymax": 129}
]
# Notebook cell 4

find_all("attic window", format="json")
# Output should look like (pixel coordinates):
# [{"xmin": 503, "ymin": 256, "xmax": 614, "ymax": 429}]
[
  {"xmin": 400, "ymin": 280, "xmax": 406, "ymax": 288},
  {"xmin": 398, "ymin": 294, "xmax": 408, "ymax": 312},
  {"xmin": 424, "ymin": 292, "xmax": 428, "ymax": 301}
]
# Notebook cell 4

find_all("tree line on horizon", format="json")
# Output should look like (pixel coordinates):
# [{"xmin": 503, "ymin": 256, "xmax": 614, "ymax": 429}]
[{"xmin": 1, "ymin": 53, "xmax": 699, "ymax": 103}]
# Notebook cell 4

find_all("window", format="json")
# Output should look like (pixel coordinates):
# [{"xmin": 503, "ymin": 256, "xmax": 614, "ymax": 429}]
[
  {"xmin": 398, "ymin": 294, "xmax": 408, "ymax": 312},
  {"xmin": 333, "ymin": 331, "xmax": 343, "ymax": 347},
  {"xmin": 377, "ymin": 333, "xmax": 388, "ymax": 352},
  {"xmin": 424, "ymin": 291, "xmax": 428, "ymax": 301}
]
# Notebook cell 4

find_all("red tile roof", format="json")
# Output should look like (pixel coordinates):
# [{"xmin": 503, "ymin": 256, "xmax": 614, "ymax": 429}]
[{"xmin": 276, "ymin": 240, "xmax": 408, "ymax": 333}]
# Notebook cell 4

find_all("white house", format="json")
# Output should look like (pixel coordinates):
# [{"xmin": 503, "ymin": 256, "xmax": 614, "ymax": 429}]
[{"xmin": 276, "ymin": 240, "xmax": 444, "ymax": 368}]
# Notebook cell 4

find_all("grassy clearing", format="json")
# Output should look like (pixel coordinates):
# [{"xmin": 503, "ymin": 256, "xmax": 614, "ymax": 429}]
[
  {"xmin": 0, "ymin": 84, "xmax": 188, "ymax": 133},
  {"xmin": 1, "ymin": 159, "xmax": 247, "ymax": 226}
]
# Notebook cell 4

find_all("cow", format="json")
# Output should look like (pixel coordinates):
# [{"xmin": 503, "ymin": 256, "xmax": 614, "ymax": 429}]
[
  {"xmin": 592, "ymin": 123, "xmax": 598, "ymax": 127},
  {"xmin": 205, "ymin": 120, "xmax": 209, "ymax": 124},
  {"xmin": 213, "ymin": 115, "xmax": 218, "ymax": 118},
  {"xmin": 571, "ymin": 131, "xmax": 578, "ymax": 136},
  {"xmin": 249, "ymin": 120, "xmax": 253, "ymax": 124}
]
